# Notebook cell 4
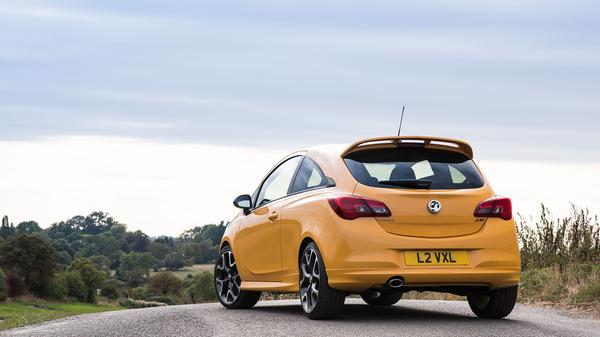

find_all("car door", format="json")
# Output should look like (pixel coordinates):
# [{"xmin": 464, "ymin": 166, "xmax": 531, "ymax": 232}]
[{"xmin": 235, "ymin": 156, "xmax": 302, "ymax": 282}]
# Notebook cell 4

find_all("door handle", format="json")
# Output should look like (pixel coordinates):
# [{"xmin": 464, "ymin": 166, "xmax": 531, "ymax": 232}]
[{"xmin": 268, "ymin": 211, "xmax": 279, "ymax": 221}]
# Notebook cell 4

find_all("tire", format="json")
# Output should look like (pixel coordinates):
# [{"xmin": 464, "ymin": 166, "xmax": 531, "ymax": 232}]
[
  {"xmin": 214, "ymin": 246, "xmax": 261, "ymax": 309},
  {"xmin": 361, "ymin": 292, "xmax": 402, "ymax": 306},
  {"xmin": 299, "ymin": 242, "xmax": 346, "ymax": 320},
  {"xmin": 467, "ymin": 285, "xmax": 518, "ymax": 319}
]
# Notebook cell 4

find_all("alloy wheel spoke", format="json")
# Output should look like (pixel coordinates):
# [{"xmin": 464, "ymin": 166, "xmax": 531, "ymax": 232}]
[
  {"xmin": 216, "ymin": 251, "xmax": 241, "ymax": 305},
  {"xmin": 299, "ymin": 248, "xmax": 319, "ymax": 313}
]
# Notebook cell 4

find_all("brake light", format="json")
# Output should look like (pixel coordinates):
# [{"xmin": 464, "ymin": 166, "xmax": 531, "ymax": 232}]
[
  {"xmin": 474, "ymin": 197, "xmax": 512, "ymax": 220},
  {"xmin": 328, "ymin": 196, "xmax": 392, "ymax": 220}
]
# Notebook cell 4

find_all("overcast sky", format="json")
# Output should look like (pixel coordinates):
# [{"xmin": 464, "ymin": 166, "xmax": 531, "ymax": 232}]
[{"xmin": 1, "ymin": 1, "xmax": 598, "ymax": 235}]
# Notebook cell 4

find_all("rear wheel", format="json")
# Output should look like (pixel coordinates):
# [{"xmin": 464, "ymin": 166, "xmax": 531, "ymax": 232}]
[
  {"xmin": 299, "ymin": 242, "xmax": 346, "ymax": 320},
  {"xmin": 467, "ymin": 285, "xmax": 518, "ymax": 319},
  {"xmin": 361, "ymin": 291, "xmax": 402, "ymax": 306},
  {"xmin": 214, "ymin": 246, "xmax": 261, "ymax": 309}
]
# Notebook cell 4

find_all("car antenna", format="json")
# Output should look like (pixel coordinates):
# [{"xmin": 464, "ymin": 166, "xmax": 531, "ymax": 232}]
[{"xmin": 397, "ymin": 105, "xmax": 406, "ymax": 136}]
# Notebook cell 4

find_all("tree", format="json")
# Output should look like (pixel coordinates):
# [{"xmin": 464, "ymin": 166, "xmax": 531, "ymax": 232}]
[
  {"xmin": 118, "ymin": 252, "xmax": 155, "ymax": 287},
  {"xmin": 82, "ymin": 211, "xmax": 118, "ymax": 235},
  {"xmin": 185, "ymin": 272, "xmax": 216, "ymax": 303},
  {"xmin": 183, "ymin": 240, "xmax": 216, "ymax": 264},
  {"xmin": 88, "ymin": 255, "xmax": 111, "ymax": 277},
  {"xmin": 0, "ymin": 268, "xmax": 6, "ymax": 301},
  {"xmin": 0, "ymin": 216, "xmax": 15, "ymax": 239},
  {"xmin": 64, "ymin": 271, "xmax": 86, "ymax": 301},
  {"xmin": 16, "ymin": 221, "xmax": 42, "ymax": 235},
  {"xmin": 149, "ymin": 241, "xmax": 170, "ymax": 260},
  {"xmin": 94, "ymin": 232, "xmax": 121, "ymax": 256},
  {"xmin": 148, "ymin": 272, "xmax": 182, "ymax": 296},
  {"xmin": 0, "ymin": 234, "xmax": 57, "ymax": 296},
  {"xmin": 200, "ymin": 223, "xmax": 227, "ymax": 245},
  {"xmin": 179, "ymin": 223, "xmax": 226, "ymax": 245},
  {"xmin": 70, "ymin": 258, "xmax": 105, "ymax": 303},
  {"xmin": 100, "ymin": 278, "xmax": 126, "ymax": 299},
  {"xmin": 164, "ymin": 252, "xmax": 186, "ymax": 271},
  {"xmin": 125, "ymin": 230, "xmax": 150, "ymax": 252}
]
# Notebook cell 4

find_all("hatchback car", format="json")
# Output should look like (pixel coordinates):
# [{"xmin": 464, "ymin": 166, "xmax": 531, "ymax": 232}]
[{"xmin": 215, "ymin": 136, "xmax": 520, "ymax": 320}]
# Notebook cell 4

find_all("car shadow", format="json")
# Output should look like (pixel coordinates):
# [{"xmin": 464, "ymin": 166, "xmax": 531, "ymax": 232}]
[{"xmin": 253, "ymin": 302, "xmax": 484, "ymax": 322}]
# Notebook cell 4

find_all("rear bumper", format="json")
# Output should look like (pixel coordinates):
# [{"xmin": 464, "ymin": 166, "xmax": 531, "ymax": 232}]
[
  {"xmin": 318, "ymin": 217, "xmax": 521, "ymax": 293},
  {"xmin": 328, "ymin": 266, "xmax": 520, "ymax": 292}
]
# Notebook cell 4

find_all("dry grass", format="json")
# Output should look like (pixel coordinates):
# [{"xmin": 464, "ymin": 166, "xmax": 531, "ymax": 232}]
[{"xmin": 150, "ymin": 264, "xmax": 214, "ymax": 280}]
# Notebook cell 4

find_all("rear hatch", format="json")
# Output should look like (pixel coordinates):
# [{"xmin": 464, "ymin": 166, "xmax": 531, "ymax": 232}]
[{"xmin": 343, "ymin": 137, "xmax": 493, "ymax": 238}]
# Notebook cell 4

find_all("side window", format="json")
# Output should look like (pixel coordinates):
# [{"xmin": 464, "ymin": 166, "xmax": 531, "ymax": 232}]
[
  {"xmin": 290, "ymin": 157, "xmax": 328, "ymax": 194},
  {"xmin": 256, "ymin": 156, "xmax": 302, "ymax": 206}
]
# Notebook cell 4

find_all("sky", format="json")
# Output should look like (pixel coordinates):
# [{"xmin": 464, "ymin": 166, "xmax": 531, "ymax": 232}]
[{"xmin": 0, "ymin": 1, "xmax": 599, "ymax": 235}]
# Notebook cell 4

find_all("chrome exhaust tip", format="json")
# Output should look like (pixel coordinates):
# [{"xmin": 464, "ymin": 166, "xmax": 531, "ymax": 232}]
[{"xmin": 387, "ymin": 277, "xmax": 404, "ymax": 288}]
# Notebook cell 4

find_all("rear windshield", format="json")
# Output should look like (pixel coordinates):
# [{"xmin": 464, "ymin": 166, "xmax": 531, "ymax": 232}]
[{"xmin": 344, "ymin": 147, "xmax": 484, "ymax": 190}]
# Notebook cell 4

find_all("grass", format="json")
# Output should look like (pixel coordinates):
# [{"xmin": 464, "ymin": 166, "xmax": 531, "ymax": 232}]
[
  {"xmin": 520, "ymin": 263, "xmax": 600, "ymax": 304},
  {"xmin": 150, "ymin": 264, "xmax": 214, "ymax": 280},
  {"xmin": 0, "ymin": 300, "xmax": 123, "ymax": 331}
]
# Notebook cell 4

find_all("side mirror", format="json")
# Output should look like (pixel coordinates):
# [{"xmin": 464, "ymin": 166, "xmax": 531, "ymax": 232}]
[
  {"xmin": 233, "ymin": 194, "xmax": 252, "ymax": 215},
  {"xmin": 325, "ymin": 177, "xmax": 336, "ymax": 187}
]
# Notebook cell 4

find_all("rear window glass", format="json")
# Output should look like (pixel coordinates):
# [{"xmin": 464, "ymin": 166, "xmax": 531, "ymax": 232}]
[{"xmin": 344, "ymin": 147, "xmax": 484, "ymax": 190}]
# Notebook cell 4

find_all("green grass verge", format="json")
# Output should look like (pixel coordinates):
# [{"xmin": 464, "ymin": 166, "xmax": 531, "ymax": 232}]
[{"xmin": 0, "ymin": 301, "xmax": 123, "ymax": 331}]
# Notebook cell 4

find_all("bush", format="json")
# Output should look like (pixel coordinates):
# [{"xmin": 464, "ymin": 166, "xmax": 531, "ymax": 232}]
[
  {"xmin": 65, "ymin": 271, "xmax": 87, "ymax": 301},
  {"xmin": 0, "ymin": 234, "xmax": 57, "ymax": 297},
  {"xmin": 572, "ymin": 280, "xmax": 600, "ymax": 303},
  {"xmin": 520, "ymin": 268, "xmax": 564, "ymax": 302},
  {"xmin": 147, "ymin": 295, "xmax": 179, "ymax": 305},
  {"xmin": 185, "ymin": 271, "xmax": 216, "ymax": 303},
  {"xmin": 0, "ymin": 268, "xmax": 6, "ymax": 301},
  {"xmin": 148, "ymin": 272, "xmax": 182, "ymax": 296},
  {"xmin": 70, "ymin": 258, "xmax": 105, "ymax": 303},
  {"xmin": 118, "ymin": 298, "xmax": 167, "ymax": 309},
  {"xmin": 518, "ymin": 205, "xmax": 600, "ymax": 270},
  {"xmin": 6, "ymin": 274, "xmax": 25, "ymax": 298},
  {"xmin": 100, "ymin": 279, "xmax": 126, "ymax": 300},
  {"xmin": 128, "ymin": 286, "xmax": 149, "ymax": 301},
  {"xmin": 47, "ymin": 273, "xmax": 69, "ymax": 300}
]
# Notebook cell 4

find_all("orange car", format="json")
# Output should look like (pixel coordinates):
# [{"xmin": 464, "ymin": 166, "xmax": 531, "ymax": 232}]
[{"xmin": 215, "ymin": 136, "xmax": 520, "ymax": 320}]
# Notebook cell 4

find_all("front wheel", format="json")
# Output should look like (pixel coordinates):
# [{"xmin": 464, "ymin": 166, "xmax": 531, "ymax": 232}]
[
  {"xmin": 214, "ymin": 246, "xmax": 261, "ymax": 309},
  {"xmin": 467, "ymin": 285, "xmax": 518, "ymax": 319},
  {"xmin": 299, "ymin": 242, "xmax": 346, "ymax": 320}
]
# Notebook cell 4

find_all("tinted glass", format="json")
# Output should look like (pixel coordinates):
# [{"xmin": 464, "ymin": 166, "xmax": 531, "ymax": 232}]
[
  {"xmin": 256, "ymin": 156, "xmax": 302, "ymax": 206},
  {"xmin": 290, "ymin": 157, "xmax": 328, "ymax": 193},
  {"xmin": 344, "ymin": 147, "xmax": 484, "ymax": 190}
]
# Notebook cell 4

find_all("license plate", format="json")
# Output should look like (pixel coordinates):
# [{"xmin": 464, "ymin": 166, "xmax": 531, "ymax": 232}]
[{"xmin": 404, "ymin": 250, "xmax": 469, "ymax": 266}]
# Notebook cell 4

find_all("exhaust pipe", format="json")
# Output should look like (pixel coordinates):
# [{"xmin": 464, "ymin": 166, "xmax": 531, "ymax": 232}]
[{"xmin": 387, "ymin": 277, "xmax": 404, "ymax": 289}]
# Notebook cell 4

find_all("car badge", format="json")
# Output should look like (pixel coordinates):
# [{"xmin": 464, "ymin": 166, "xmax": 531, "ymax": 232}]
[{"xmin": 427, "ymin": 200, "xmax": 441, "ymax": 214}]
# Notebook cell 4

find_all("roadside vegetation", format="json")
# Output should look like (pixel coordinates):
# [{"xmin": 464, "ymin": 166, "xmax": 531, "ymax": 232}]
[
  {"xmin": 0, "ymin": 212, "xmax": 223, "ymax": 329},
  {"xmin": 0, "ymin": 205, "xmax": 598, "ymax": 329},
  {"xmin": 0, "ymin": 300, "xmax": 122, "ymax": 330},
  {"xmin": 517, "ymin": 206, "xmax": 600, "ymax": 312}
]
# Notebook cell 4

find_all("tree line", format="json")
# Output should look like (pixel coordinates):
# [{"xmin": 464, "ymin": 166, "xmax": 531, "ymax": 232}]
[{"xmin": 0, "ymin": 212, "xmax": 225, "ymax": 305}]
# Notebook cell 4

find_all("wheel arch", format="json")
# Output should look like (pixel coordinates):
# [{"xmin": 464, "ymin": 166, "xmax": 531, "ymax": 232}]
[{"xmin": 220, "ymin": 238, "xmax": 231, "ymax": 251}]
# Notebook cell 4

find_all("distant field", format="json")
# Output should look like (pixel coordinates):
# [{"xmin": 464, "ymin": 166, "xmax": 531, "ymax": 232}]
[
  {"xmin": 0, "ymin": 301, "xmax": 123, "ymax": 330},
  {"xmin": 150, "ymin": 264, "xmax": 214, "ymax": 280}
]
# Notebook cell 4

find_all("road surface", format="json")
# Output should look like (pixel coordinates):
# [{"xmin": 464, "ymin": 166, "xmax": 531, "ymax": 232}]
[{"xmin": 2, "ymin": 299, "xmax": 599, "ymax": 337}]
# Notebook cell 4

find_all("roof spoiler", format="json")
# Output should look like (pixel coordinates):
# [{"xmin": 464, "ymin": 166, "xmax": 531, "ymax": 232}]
[{"xmin": 340, "ymin": 136, "xmax": 474, "ymax": 159}]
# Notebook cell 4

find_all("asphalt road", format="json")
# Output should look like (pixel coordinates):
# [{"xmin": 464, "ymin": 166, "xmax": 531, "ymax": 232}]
[{"xmin": 2, "ymin": 299, "xmax": 599, "ymax": 337}]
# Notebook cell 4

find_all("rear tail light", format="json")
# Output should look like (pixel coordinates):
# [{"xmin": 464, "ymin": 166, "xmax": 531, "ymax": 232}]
[
  {"xmin": 474, "ymin": 197, "xmax": 512, "ymax": 220},
  {"xmin": 328, "ymin": 196, "xmax": 392, "ymax": 220}
]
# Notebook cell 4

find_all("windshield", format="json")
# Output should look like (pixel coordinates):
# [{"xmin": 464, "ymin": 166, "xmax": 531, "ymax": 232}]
[{"xmin": 344, "ymin": 147, "xmax": 484, "ymax": 190}]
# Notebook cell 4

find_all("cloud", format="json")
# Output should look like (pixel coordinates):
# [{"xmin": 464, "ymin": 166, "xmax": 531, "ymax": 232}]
[
  {"xmin": 0, "ymin": 0, "xmax": 598, "ymax": 162},
  {"xmin": 0, "ymin": 136, "xmax": 597, "ymax": 236}
]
